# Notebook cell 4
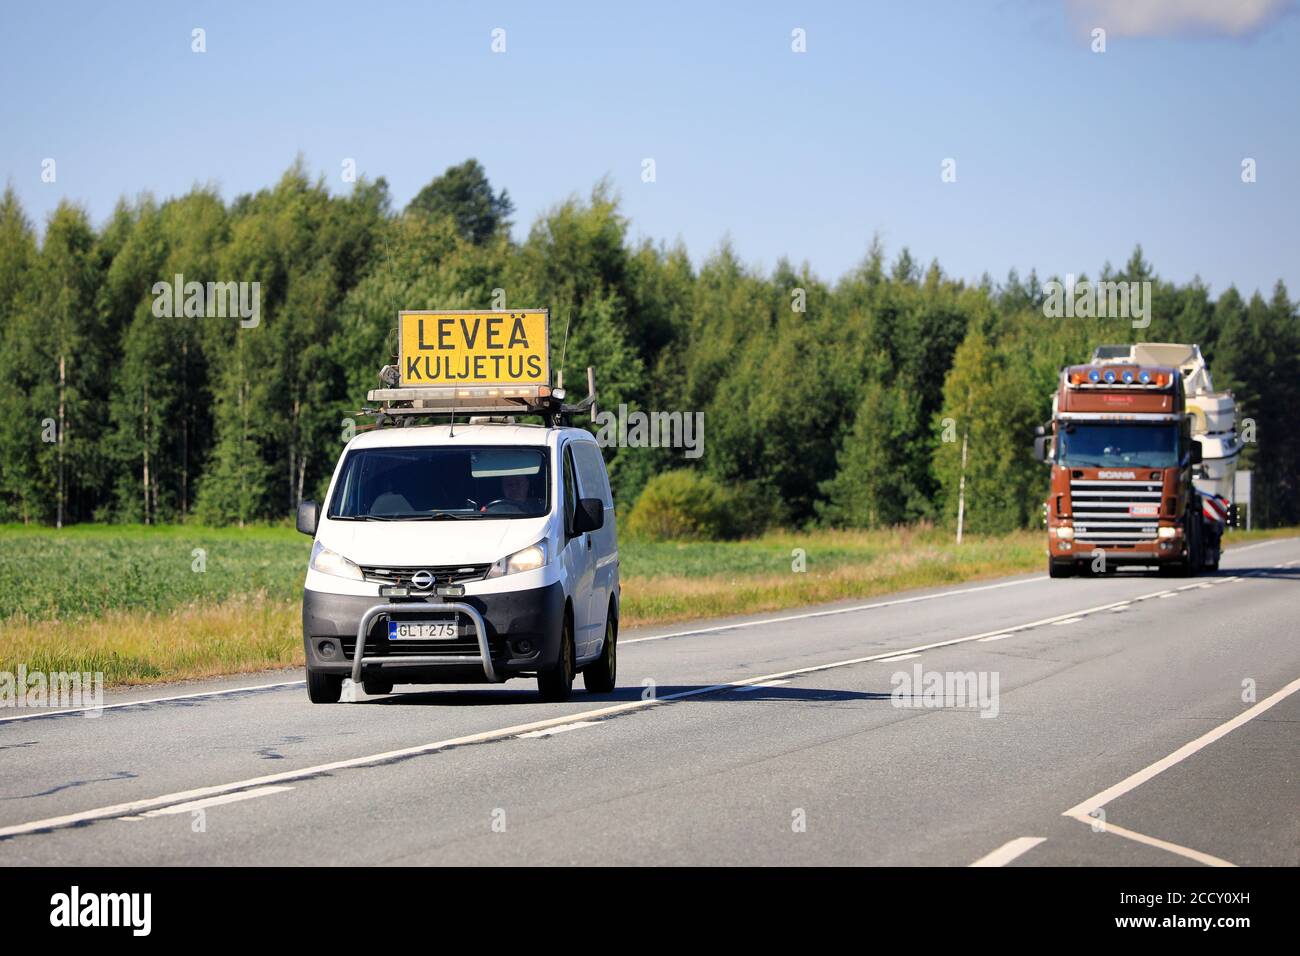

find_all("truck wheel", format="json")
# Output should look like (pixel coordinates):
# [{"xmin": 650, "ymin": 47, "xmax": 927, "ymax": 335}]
[
  {"xmin": 584, "ymin": 608, "xmax": 617, "ymax": 694},
  {"xmin": 1048, "ymin": 559, "xmax": 1074, "ymax": 579},
  {"xmin": 538, "ymin": 614, "xmax": 575, "ymax": 702},
  {"xmin": 1185, "ymin": 510, "xmax": 1203, "ymax": 576},
  {"xmin": 362, "ymin": 677, "xmax": 394, "ymax": 696},
  {"xmin": 307, "ymin": 669, "xmax": 343, "ymax": 704}
]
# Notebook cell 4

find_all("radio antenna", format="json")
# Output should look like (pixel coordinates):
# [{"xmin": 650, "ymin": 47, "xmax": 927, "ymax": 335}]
[{"xmin": 557, "ymin": 311, "xmax": 573, "ymax": 390}]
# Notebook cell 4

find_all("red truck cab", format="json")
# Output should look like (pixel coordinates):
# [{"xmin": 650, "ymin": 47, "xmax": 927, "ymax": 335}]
[{"xmin": 1037, "ymin": 363, "xmax": 1219, "ymax": 578}]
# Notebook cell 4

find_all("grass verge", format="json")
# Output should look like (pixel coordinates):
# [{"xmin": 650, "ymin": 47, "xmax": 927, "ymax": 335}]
[{"xmin": 0, "ymin": 524, "xmax": 1293, "ymax": 688}]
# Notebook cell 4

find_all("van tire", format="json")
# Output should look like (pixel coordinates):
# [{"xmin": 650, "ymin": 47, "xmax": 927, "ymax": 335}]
[
  {"xmin": 584, "ymin": 608, "xmax": 617, "ymax": 693},
  {"xmin": 362, "ymin": 678, "xmax": 394, "ymax": 696},
  {"xmin": 538, "ymin": 613, "xmax": 575, "ymax": 702},
  {"xmin": 307, "ymin": 669, "xmax": 343, "ymax": 704}
]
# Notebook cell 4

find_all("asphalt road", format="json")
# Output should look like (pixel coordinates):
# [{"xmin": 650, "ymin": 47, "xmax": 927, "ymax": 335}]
[{"xmin": 2, "ymin": 538, "xmax": 1297, "ymax": 866}]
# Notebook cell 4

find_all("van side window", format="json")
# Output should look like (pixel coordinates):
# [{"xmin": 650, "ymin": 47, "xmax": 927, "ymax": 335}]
[
  {"xmin": 572, "ymin": 442, "xmax": 613, "ymax": 507},
  {"xmin": 562, "ymin": 445, "xmax": 579, "ymax": 532}
]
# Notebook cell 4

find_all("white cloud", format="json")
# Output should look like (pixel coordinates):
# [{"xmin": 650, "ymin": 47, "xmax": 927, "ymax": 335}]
[{"xmin": 1066, "ymin": 0, "xmax": 1292, "ymax": 38}]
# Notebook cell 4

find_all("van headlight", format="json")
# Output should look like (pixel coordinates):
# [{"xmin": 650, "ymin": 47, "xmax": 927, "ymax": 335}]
[
  {"xmin": 310, "ymin": 542, "xmax": 364, "ymax": 581},
  {"xmin": 485, "ymin": 541, "xmax": 549, "ymax": 579}
]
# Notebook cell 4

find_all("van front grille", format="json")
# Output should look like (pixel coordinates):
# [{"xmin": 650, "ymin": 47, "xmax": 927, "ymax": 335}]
[{"xmin": 358, "ymin": 564, "xmax": 490, "ymax": 588}]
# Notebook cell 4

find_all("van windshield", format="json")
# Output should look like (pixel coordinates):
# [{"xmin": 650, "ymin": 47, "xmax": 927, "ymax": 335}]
[
  {"xmin": 1057, "ymin": 423, "xmax": 1179, "ymax": 469},
  {"xmin": 329, "ymin": 446, "xmax": 550, "ymax": 520}
]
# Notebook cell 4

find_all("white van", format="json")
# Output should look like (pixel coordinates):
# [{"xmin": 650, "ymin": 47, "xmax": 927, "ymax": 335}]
[{"xmin": 296, "ymin": 422, "xmax": 619, "ymax": 703}]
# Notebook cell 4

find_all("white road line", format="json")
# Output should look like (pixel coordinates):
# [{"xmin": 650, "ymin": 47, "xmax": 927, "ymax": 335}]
[
  {"xmin": 516, "ymin": 721, "xmax": 599, "ymax": 739},
  {"xmin": 621, "ymin": 576, "xmax": 1046, "ymax": 645},
  {"xmin": 1085, "ymin": 820, "xmax": 1235, "ymax": 867},
  {"xmin": 5, "ymin": 549, "xmax": 1295, "ymax": 842},
  {"xmin": 0, "ymin": 589, "xmax": 1204, "ymax": 842},
  {"xmin": 1224, "ymin": 538, "xmax": 1291, "ymax": 555},
  {"xmin": 738, "ymin": 679, "xmax": 791, "ymax": 692},
  {"xmin": 977, "ymin": 634, "xmax": 1013, "ymax": 642},
  {"xmin": 9, "ymin": 538, "xmax": 1291, "ymax": 725},
  {"xmin": 969, "ymin": 836, "xmax": 1046, "ymax": 867},
  {"xmin": 877, "ymin": 653, "xmax": 921, "ymax": 662},
  {"xmin": 1063, "ymin": 675, "xmax": 1300, "ymax": 821},
  {"xmin": 0, "ymin": 680, "xmax": 306, "ymax": 725},
  {"xmin": 123, "ymin": 786, "xmax": 294, "ymax": 819},
  {"xmin": 0, "ymin": 576, "xmax": 1047, "ymax": 722},
  {"xmin": 1157, "ymin": 592, "xmax": 1177, "ymax": 599},
  {"xmin": 1051, "ymin": 618, "xmax": 1083, "ymax": 626},
  {"xmin": 1109, "ymin": 604, "xmax": 1130, "ymax": 613}
]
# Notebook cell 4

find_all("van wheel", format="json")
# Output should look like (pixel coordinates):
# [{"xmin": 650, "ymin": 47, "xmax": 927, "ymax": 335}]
[
  {"xmin": 584, "ymin": 609, "xmax": 617, "ymax": 693},
  {"xmin": 538, "ymin": 614, "xmax": 574, "ymax": 702},
  {"xmin": 307, "ymin": 669, "xmax": 343, "ymax": 704},
  {"xmin": 362, "ymin": 677, "xmax": 394, "ymax": 696}
]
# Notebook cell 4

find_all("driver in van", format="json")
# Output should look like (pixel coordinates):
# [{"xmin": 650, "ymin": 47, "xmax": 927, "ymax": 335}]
[{"xmin": 481, "ymin": 473, "xmax": 533, "ymax": 513}]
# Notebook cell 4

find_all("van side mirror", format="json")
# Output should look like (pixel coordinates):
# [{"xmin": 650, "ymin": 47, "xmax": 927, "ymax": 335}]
[
  {"xmin": 1190, "ymin": 441, "xmax": 1203, "ymax": 465},
  {"xmin": 573, "ymin": 497, "xmax": 604, "ymax": 534},
  {"xmin": 296, "ymin": 500, "xmax": 319, "ymax": 536},
  {"xmin": 1034, "ymin": 436, "xmax": 1051, "ymax": 464}
]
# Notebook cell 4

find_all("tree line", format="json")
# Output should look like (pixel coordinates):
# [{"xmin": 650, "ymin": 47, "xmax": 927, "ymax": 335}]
[{"xmin": 1, "ymin": 158, "xmax": 1296, "ymax": 531}]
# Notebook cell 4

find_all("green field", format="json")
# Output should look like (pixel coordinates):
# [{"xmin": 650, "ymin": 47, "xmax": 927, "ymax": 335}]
[
  {"xmin": 0, "ymin": 524, "xmax": 309, "ymax": 622},
  {"xmin": 2, "ymin": 523, "xmax": 1294, "ymax": 687}
]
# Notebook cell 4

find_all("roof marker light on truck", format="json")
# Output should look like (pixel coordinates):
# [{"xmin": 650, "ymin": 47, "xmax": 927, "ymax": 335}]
[
  {"xmin": 1088, "ymin": 369, "xmax": 1101, "ymax": 383},
  {"xmin": 1103, "ymin": 369, "xmax": 1117, "ymax": 384},
  {"xmin": 1138, "ymin": 370, "xmax": 1151, "ymax": 384},
  {"xmin": 1122, "ymin": 370, "xmax": 1134, "ymax": 384}
]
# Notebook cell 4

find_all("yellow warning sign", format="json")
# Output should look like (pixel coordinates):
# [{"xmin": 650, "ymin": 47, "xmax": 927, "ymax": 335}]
[{"xmin": 398, "ymin": 310, "xmax": 549, "ymax": 387}]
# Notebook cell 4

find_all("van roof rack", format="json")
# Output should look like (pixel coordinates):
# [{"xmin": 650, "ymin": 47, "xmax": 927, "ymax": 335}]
[{"xmin": 358, "ymin": 366, "xmax": 597, "ymax": 428}]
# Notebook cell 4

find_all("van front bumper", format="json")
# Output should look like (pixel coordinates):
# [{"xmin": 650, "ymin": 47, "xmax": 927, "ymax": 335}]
[{"xmin": 302, "ymin": 583, "xmax": 565, "ymax": 684}]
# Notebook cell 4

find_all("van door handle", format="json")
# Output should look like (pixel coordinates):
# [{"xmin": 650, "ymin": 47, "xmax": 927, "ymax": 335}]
[{"xmin": 585, "ymin": 535, "xmax": 592, "ymax": 551}]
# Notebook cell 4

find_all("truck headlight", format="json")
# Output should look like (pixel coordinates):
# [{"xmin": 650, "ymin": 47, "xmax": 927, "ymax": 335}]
[
  {"xmin": 1157, "ymin": 526, "xmax": 1177, "ymax": 539},
  {"xmin": 485, "ymin": 540, "xmax": 549, "ymax": 579},
  {"xmin": 1054, "ymin": 526, "xmax": 1074, "ymax": 539},
  {"xmin": 310, "ymin": 542, "xmax": 364, "ymax": 581}
]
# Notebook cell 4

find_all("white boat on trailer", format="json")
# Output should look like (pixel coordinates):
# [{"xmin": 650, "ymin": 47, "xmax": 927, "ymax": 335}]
[{"xmin": 1089, "ymin": 342, "xmax": 1242, "ymax": 505}]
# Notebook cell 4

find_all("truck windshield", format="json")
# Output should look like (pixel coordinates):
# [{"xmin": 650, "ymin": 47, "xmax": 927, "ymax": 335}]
[
  {"xmin": 329, "ymin": 446, "xmax": 550, "ymax": 520},
  {"xmin": 1057, "ymin": 423, "xmax": 1179, "ymax": 469}
]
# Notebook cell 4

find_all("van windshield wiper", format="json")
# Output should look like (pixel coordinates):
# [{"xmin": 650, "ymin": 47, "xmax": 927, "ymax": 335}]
[{"xmin": 334, "ymin": 512, "xmax": 480, "ymax": 521}]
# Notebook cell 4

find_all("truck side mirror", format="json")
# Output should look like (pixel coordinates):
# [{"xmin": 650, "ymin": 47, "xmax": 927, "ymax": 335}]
[
  {"xmin": 296, "ymin": 500, "xmax": 320, "ymax": 536},
  {"xmin": 1034, "ymin": 436, "xmax": 1051, "ymax": 463},
  {"xmin": 1190, "ymin": 441, "xmax": 1203, "ymax": 465},
  {"xmin": 1034, "ymin": 424, "xmax": 1047, "ymax": 437},
  {"xmin": 573, "ymin": 497, "xmax": 604, "ymax": 533}
]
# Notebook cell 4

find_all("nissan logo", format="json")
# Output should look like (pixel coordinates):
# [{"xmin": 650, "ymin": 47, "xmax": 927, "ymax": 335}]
[{"xmin": 410, "ymin": 569, "xmax": 435, "ymax": 591}]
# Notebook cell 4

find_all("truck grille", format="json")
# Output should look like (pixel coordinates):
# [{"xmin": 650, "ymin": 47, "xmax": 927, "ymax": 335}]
[
  {"xmin": 358, "ymin": 564, "xmax": 490, "ymax": 588},
  {"xmin": 1069, "ymin": 479, "xmax": 1163, "ymax": 544}
]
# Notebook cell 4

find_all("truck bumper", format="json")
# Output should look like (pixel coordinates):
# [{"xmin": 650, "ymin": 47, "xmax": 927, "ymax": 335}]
[
  {"xmin": 1052, "ymin": 539, "xmax": 1183, "ymax": 564},
  {"xmin": 302, "ymin": 582, "xmax": 565, "ymax": 684}
]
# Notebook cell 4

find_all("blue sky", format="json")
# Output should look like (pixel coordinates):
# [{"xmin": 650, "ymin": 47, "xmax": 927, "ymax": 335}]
[{"xmin": 2, "ymin": 0, "xmax": 1297, "ymax": 297}]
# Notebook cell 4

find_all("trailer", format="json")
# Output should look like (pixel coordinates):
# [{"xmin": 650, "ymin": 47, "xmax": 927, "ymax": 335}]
[{"xmin": 1036, "ymin": 343, "xmax": 1236, "ymax": 577}]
